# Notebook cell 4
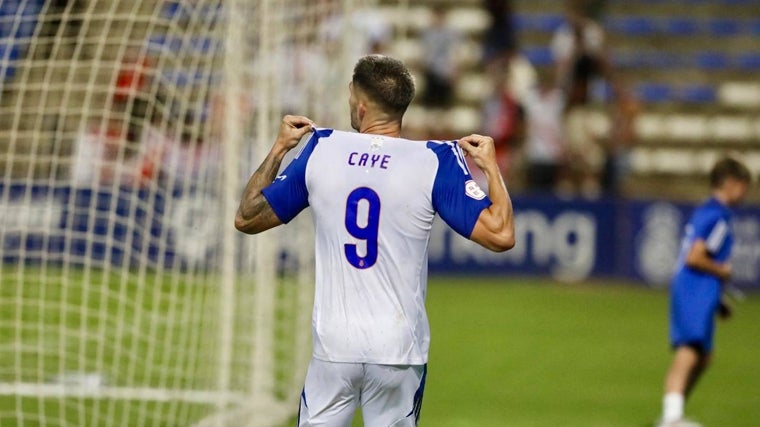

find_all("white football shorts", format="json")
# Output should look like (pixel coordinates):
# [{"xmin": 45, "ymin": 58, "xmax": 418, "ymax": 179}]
[{"xmin": 297, "ymin": 358, "xmax": 427, "ymax": 427}]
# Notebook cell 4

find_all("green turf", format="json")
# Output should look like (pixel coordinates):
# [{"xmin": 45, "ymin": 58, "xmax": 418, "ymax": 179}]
[
  {"xmin": 345, "ymin": 277, "xmax": 760, "ymax": 427},
  {"xmin": 407, "ymin": 277, "xmax": 760, "ymax": 427},
  {"xmin": 2, "ymin": 270, "xmax": 759, "ymax": 426},
  {"xmin": 0, "ymin": 266, "xmax": 301, "ymax": 426}
]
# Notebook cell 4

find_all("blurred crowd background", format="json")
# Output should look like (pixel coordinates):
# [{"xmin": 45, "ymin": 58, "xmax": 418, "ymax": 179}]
[
  {"xmin": 1, "ymin": 0, "xmax": 758, "ymax": 203},
  {"xmin": 379, "ymin": 0, "xmax": 760, "ymax": 203}
]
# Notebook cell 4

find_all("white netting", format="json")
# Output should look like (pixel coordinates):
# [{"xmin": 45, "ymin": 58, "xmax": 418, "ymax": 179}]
[{"xmin": 0, "ymin": 0, "xmax": 380, "ymax": 425}]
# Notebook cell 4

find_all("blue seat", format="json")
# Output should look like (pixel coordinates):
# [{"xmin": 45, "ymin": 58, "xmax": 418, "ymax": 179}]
[
  {"xmin": 679, "ymin": 84, "xmax": 716, "ymax": 104},
  {"xmin": 147, "ymin": 35, "xmax": 220, "ymax": 54},
  {"xmin": 0, "ymin": 0, "xmax": 42, "ymax": 40},
  {"xmin": 612, "ymin": 51, "xmax": 644, "ymax": 68},
  {"xmin": 639, "ymin": 51, "xmax": 686, "ymax": 69},
  {"xmin": 1, "ymin": 0, "xmax": 19, "ymax": 15},
  {"xmin": 147, "ymin": 35, "xmax": 176, "ymax": 52},
  {"xmin": 663, "ymin": 17, "xmax": 700, "ymax": 36},
  {"xmin": 749, "ymin": 18, "xmax": 760, "ymax": 36},
  {"xmin": 189, "ymin": 37, "xmax": 220, "ymax": 53},
  {"xmin": 605, "ymin": 16, "xmax": 658, "ymax": 36},
  {"xmin": 695, "ymin": 51, "xmax": 730, "ymax": 70},
  {"xmin": 161, "ymin": 0, "xmax": 222, "ymax": 25},
  {"xmin": 159, "ymin": 68, "xmax": 221, "ymax": 88},
  {"xmin": 736, "ymin": 52, "xmax": 760, "ymax": 70},
  {"xmin": 636, "ymin": 82, "xmax": 674, "ymax": 103},
  {"xmin": 523, "ymin": 46, "xmax": 553, "ymax": 67},
  {"xmin": 707, "ymin": 18, "xmax": 741, "ymax": 36},
  {"xmin": 532, "ymin": 14, "xmax": 564, "ymax": 33},
  {"xmin": 161, "ymin": 1, "xmax": 181, "ymax": 20},
  {"xmin": 514, "ymin": 13, "xmax": 564, "ymax": 33},
  {"xmin": 0, "ymin": 42, "xmax": 20, "ymax": 80},
  {"xmin": 0, "ymin": 19, "xmax": 13, "ymax": 39}
]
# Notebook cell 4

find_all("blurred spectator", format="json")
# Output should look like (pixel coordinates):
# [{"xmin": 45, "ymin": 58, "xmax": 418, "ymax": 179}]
[
  {"xmin": 521, "ymin": 73, "xmax": 567, "ymax": 195},
  {"xmin": 134, "ymin": 110, "xmax": 174, "ymax": 187},
  {"xmin": 113, "ymin": 110, "xmax": 222, "ymax": 192},
  {"xmin": 482, "ymin": 0, "xmax": 517, "ymax": 65},
  {"xmin": 550, "ymin": 1, "xmax": 616, "ymax": 107},
  {"xmin": 42, "ymin": 0, "xmax": 85, "ymax": 57},
  {"xmin": 151, "ymin": 113, "xmax": 220, "ymax": 191},
  {"xmin": 319, "ymin": 7, "xmax": 392, "ymax": 59},
  {"xmin": 70, "ymin": 116, "xmax": 147, "ymax": 188},
  {"xmin": 419, "ymin": 6, "xmax": 462, "ymax": 109},
  {"xmin": 480, "ymin": 57, "xmax": 524, "ymax": 183},
  {"xmin": 276, "ymin": 40, "xmax": 329, "ymax": 116},
  {"xmin": 113, "ymin": 46, "xmax": 156, "ymax": 130},
  {"xmin": 601, "ymin": 91, "xmax": 640, "ymax": 197},
  {"xmin": 573, "ymin": 0, "xmax": 608, "ymax": 21},
  {"xmin": 564, "ymin": 105, "xmax": 604, "ymax": 198},
  {"xmin": 551, "ymin": 0, "xmax": 622, "ymax": 198},
  {"xmin": 113, "ymin": 46, "xmax": 153, "ymax": 103},
  {"xmin": 505, "ymin": 52, "xmax": 538, "ymax": 106}
]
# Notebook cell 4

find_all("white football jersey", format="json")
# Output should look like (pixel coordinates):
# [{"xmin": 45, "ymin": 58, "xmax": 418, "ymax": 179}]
[{"xmin": 262, "ymin": 129, "xmax": 491, "ymax": 365}]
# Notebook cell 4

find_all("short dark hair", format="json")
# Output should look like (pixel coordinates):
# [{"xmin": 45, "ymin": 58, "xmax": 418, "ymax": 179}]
[
  {"xmin": 352, "ymin": 55, "xmax": 415, "ymax": 116},
  {"xmin": 710, "ymin": 155, "xmax": 752, "ymax": 188}
]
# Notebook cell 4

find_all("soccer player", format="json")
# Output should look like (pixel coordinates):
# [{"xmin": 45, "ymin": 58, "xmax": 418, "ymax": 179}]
[
  {"xmin": 658, "ymin": 156, "xmax": 752, "ymax": 427},
  {"xmin": 234, "ymin": 55, "xmax": 515, "ymax": 426}
]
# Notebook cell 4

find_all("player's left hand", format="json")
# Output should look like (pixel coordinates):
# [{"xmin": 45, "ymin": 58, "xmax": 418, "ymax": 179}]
[{"xmin": 457, "ymin": 134, "xmax": 497, "ymax": 172}]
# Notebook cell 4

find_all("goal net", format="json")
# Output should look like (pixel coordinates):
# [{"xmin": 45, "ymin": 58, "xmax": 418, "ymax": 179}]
[{"xmin": 0, "ymin": 0, "xmax": 380, "ymax": 425}]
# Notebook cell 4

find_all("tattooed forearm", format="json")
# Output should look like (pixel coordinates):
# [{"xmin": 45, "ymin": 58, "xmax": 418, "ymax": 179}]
[
  {"xmin": 245, "ymin": 194, "xmax": 280, "ymax": 227},
  {"xmin": 239, "ymin": 153, "xmax": 282, "ymax": 216},
  {"xmin": 235, "ymin": 148, "xmax": 286, "ymax": 233}
]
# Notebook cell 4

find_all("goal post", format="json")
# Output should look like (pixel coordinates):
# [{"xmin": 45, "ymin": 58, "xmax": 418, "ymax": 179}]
[{"xmin": 0, "ymin": 0, "xmax": 382, "ymax": 426}]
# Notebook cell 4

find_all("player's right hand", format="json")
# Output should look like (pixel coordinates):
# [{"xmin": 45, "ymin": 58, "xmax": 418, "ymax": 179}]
[
  {"xmin": 275, "ymin": 115, "xmax": 314, "ymax": 151},
  {"xmin": 718, "ymin": 297, "xmax": 733, "ymax": 320},
  {"xmin": 719, "ymin": 262, "xmax": 733, "ymax": 282}
]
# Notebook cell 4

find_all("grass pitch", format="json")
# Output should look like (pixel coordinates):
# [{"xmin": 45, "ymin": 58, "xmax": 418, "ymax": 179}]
[
  {"xmin": 1, "ymin": 270, "xmax": 758, "ymax": 426},
  {"xmin": 399, "ymin": 276, "xmax": 760, "ymax": 427}
]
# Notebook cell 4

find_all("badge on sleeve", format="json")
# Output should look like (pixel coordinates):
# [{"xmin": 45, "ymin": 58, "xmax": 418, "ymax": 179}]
[{"xmin": 465, "ymin": 180, "xmax": 486, "ymax": 200}]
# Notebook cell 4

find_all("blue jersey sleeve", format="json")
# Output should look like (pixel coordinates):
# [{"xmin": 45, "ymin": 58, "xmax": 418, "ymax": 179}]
[
  {"xmin": 691, "ymin": 209, "xmax": 725, "ymax": 255},
  {"xmin": 261, "ymin": 129, "xmax": 328, "ymax": 223},
  {"xmin": 427, "ymin": 141, "xmax": 492, "ymax": 238}
]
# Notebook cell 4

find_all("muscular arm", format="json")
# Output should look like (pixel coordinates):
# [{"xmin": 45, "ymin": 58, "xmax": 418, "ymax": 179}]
[
  {"xmin": 458, "ymin": 135, "xmax": 515, "ymax": 252},
  {"xmin": 234, "ymin": 144, "xmax": 289, "ymax": 234},
  {"xmin": 685, "ymin": 239, "xmax": 732, "ymax": 282},
  {"xmin": 234, "ymin": 115, "xmax": 313, "ymax": 234}
]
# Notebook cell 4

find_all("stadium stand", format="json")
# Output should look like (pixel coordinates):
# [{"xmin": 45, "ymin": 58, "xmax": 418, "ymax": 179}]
[
  {"xmin": 0, "ymin": 0, "xmax": 43, "ymax": 82},
  {"xmin": 382, "ymin": 0, "xmax": 759, "ymax": 201},
  {"xmin": 0, "ymin": 0, "xmax": 757, "ymax": 202}
]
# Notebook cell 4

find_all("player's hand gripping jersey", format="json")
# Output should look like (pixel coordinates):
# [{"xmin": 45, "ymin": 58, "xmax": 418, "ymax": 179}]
[{"xmin": 262, "ymin": 129, "xmax": 491, "ymax": 365}]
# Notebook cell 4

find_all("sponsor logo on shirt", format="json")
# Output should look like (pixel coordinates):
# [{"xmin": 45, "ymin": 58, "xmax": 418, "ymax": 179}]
[
  {"xmin": 465, "ymin": 180, "xmax": 486, "ymax": 200},
  {"xmin": 275, "ymin": 174, "xmax": 287, "ymax": 181}
]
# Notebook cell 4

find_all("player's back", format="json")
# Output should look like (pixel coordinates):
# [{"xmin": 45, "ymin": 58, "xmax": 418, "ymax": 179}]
[
  {"xmin": 307, "ymin": 129, "xmax": 440, "ymax": 272},
  {"xmin": 300, "ymin": 129, "xmax": 486, "ymax": 365},
  {"xmin": 305, "ymin": 129, "xmax": 439, "ymax": 365}
]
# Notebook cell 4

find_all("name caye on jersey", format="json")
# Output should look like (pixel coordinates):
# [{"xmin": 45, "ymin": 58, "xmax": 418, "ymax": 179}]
[{"xmin": 262, "ymin": 129, "xmax": 492, "ymax": 365}]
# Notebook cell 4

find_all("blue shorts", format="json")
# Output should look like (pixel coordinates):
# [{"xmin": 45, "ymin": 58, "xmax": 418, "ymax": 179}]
[{"xmin": 669, "ymin": 278, "xmax": 721, "ymax": 353}]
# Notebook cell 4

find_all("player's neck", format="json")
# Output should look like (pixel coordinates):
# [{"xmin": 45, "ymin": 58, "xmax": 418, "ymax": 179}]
[
  {"xmin": 712, "ymin": 189, "xmax": 731, "ymax": 207},
  {"xmin": 359, "ymin": 120, "xmax": 402, "ymax": 138}
]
